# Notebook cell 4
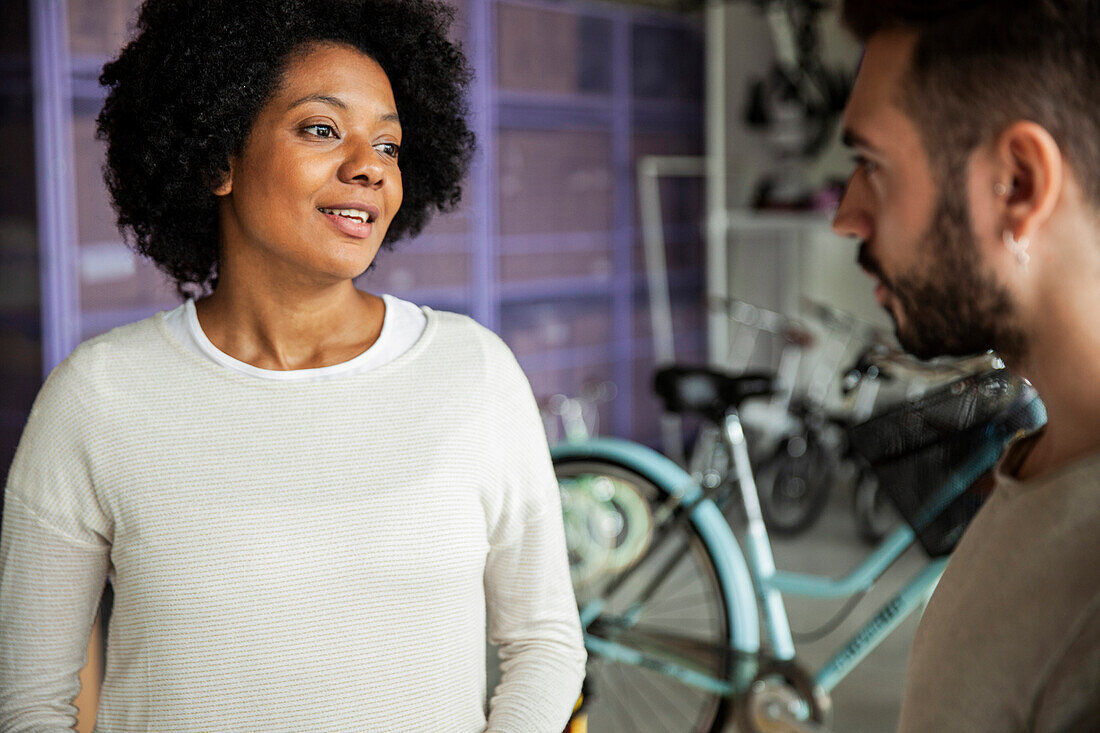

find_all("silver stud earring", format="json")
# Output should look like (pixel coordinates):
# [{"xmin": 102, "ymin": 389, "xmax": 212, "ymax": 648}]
[
  {"xmin": 1003, "ymin": 230, "xmax": 1031, "ymax": 267},
  {"xmin": 994, "ymin": 182, "xmax": 1010, "ymax": 197}
]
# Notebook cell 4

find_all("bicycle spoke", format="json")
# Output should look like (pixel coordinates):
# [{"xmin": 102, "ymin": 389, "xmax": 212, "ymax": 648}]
[
  {"xmin": 635, "ymin": 660, "xmax": 709, "ymax": 724},
  {"xmin": 558, "ymin": 460, "xmax": 732, "ymax": 733},
  {"xmin": 657, "ymin": 665, "xmax": 719, "ymax": 730},
  {"xmin": 607, "ymin": 662, "xmax": 718, "ymax": 733},
  {"xmin": 642, "ymin": 563, "xmax": 699, "ymax": 603},
  {"xmin": 590, "ymin": 623, "xmax": 731, "ymax": 676},
  {"xmin": 598, "ymin": 669, "xmax": 642, "ymax": 730},
  {"xmin": 638, "ymin": 596, "xmax": 721, "ymax": 625},
  {"xmin": 600, "ymin": 529, "xmax": 693, "ymax": 609},
  {"xmin": 643, "ymin": 588, "xmax": 718, "ymax": 610},
  {"xmin": 616, "ymin": 663, "xmax": 679, "ymax": 731}
]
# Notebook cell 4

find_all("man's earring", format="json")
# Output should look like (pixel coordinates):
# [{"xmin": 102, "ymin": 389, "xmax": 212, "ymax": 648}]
[
  {"xmin": 1003, "ymin": 230, "xmax": 1030, "ymax": 267},
  {"xmin": 994, "ymin": 182, "xmax": 1011, "ymax": 197}
]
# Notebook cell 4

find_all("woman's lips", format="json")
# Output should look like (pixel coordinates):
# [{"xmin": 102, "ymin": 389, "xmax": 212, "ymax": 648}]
[{"xmin": 320, "ymin": 210, "xmax": 373, "ymax": 239}]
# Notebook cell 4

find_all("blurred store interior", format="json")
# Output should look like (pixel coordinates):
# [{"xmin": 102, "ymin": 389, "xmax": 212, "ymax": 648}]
[
  {"xmin": 1, "ymin": 1, "xmax": 935, "ymax": 731},
  {"xmin": 0, "ymin": 0, "xmax": 886, "ymax": 465}
]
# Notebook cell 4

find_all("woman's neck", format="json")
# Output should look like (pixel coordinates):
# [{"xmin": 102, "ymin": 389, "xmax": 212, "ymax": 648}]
[{"xmin": 193, "ymin": 278, "xmax": 384, "ymax": 371}]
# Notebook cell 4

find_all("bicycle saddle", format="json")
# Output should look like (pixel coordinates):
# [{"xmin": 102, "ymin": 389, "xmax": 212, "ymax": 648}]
[{"xmin": 653, "ymin": 366, "xmax": 775, "ymax": 422}]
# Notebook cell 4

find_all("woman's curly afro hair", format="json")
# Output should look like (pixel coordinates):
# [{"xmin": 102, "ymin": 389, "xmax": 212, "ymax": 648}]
[{"xmin": 97, "ymin": 0, "xmax": 475, "ymax": 296}]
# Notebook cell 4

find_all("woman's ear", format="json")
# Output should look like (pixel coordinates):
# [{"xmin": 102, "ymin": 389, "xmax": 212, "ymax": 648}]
[{"xmin": 212, "ymin": 161, "xmax": 234, "ymax": 197}]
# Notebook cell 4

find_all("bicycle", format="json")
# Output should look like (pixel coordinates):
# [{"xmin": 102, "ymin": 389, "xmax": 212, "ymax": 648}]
[
  {"xmin": 773, "ymin": 346, "xmax": 1007, "ymax": 545},
  {"xmin": 695, "ymin": 297, "xmax": 891, "ymax": 539},
  {"xmin": 554, "ymin": 365, "xmax": 1044, "ymax": 732}
]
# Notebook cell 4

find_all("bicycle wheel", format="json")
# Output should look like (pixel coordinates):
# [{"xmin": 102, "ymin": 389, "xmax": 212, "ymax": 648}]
[
  {"xmin": 556, "ymin": 459, "xmax": 734, "ymax": 733},
  {"xmin": 757, "ymin": 433, "xmax": 834, "ymax": 536},
  {"xmin": 851, "ymin": 460, "xmax": 899, "ymax": 544}
]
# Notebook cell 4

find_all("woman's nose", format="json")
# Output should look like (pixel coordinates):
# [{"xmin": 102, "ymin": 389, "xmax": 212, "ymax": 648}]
[{"xmin": 338, "ymin": 142, "xmax": 385, "ymax": 187}]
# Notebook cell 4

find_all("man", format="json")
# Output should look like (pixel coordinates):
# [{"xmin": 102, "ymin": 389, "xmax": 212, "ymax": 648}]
[{"xmin": 833, "ymin": 1, "xmax": 1100, "ymax": 730}]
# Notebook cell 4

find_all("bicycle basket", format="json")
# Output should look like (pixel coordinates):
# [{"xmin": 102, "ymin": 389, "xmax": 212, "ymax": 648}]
[{"xmin": 847, "ymin": 369, "xmax": 1046, "ymax": 557}]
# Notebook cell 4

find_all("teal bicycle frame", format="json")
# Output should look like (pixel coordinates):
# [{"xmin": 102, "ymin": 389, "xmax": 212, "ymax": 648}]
[{"xmin": 552, "ymin": 396, "xmax": 1044, "ymax": 698}]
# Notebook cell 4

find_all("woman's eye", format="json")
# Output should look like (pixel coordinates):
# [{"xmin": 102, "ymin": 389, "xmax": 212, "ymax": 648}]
[
  {"xmin": 303, "ymin": 124, "xmax": 337, "ymax": 139},
  {"xmin": 374, "ymin": 142, "xmax": 400, "ymax": 159}
]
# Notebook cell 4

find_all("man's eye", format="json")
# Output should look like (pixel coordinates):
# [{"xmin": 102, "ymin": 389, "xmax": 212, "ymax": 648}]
[
  {"xmin": 303, "ymin": 124, "xmax": 337, "ymax": 139},
  {"xmin": 374, "ymin": 142, "xmax": 400, "ymax": 159},
  {"xmin": 852, "ymin": 154, "xmax": 878, "ymax": 175}
]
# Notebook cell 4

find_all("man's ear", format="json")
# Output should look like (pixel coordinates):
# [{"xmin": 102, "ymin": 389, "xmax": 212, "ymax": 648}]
[
  {"xmin": 212, "ymin": 161, "xmax": 234, "ymax": 197},
  {"xmin": 995, "ymin": 120, "xmax": 1063, "ymax": 240}
]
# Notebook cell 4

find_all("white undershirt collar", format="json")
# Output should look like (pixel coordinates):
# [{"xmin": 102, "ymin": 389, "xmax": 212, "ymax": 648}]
[{"xmin": 162, "ymin": 294, "xmax": 427, "ymax": 381}]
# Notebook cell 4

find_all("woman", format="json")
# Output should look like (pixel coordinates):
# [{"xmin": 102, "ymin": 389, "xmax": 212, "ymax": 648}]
[{"xmin": 0, "ymin": 1, "xmax": 585, "ymax": 730}]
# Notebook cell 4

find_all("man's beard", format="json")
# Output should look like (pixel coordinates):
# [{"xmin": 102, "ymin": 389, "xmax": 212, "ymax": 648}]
[{"xmin": 859, "ymin": 189, "xmax": 1027, "ymax": 362}]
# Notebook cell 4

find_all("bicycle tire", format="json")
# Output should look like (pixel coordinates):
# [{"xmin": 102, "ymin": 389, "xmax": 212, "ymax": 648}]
[
  {"xmin": 556, "ymin": 458, "xmax": 734, "ymax": 733},
  {"xmin": 851, "ymin": 461, "xmax": 898, "ymax": 544},
  {"xmin": 757, "ymin": 434, "xmax": 834, "ymax": 536}
]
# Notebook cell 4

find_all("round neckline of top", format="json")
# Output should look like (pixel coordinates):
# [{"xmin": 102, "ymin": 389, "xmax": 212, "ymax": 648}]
[{"xmin": 153, "ymin": 299, "xmax": 437, "ymax": 385}]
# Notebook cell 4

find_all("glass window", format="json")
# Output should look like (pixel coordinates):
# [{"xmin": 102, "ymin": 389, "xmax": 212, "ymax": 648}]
[
  {"xmin": 68, "ymin": 0, "xmax": 139, "ymax": 58},
  {"xmin": 360, "ymin": 247, "xmax": 470, "ymax": 306},
  {"xmin": 632, "ymin": 22, "xmax": 703, "ymax": 101},
  {"xmin": 73, "ymin": 106, "xmax": 120, "ymax": 246},
  {"xmin": 501, "ymin": 297, "xmax": 613, "ymax": 360},
  {"xmin": 497, "ymin": 129, "xmax": 616, "ymax": 234},
  {"xmin": 632, "ymin": 287, "xmax": 705, "ymax": 344},
  {"xmin": 72, "ymin": 106, "xmax": 176, "ymax": 320},
  {"xmin": 0, "ymin": 87, "xmax": 42, "ymax": 471},
  {"xmin": 498, "ymin": 129, "xmax": 614, "ymax": 281},
  {"xmin": 525, "ymin": 361, "xmax": 616, "ymax": 426},
  {"xmin": 497, "ymin": 4, "xmax": 612, "ymax": 96},
  {"xmin": 360, "ymin": 179, "xmax": 472, "ymax": 306},
  {"xmin": 632, "ymin": 131, "xmax": 705, "ymax": 274}
]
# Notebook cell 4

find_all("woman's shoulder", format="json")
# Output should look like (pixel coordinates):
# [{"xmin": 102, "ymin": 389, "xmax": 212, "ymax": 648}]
[
  {"xmin": 45, "ymin": 311, "xmax": 176, "ymax": 394},
  {"xmin": 425, "ymin": 309, "xmax": 511, "ymax": 355},
  {"xmin": 18, "ymin": 313, "xmax": 175, "ymax": 454},
  {"xmin": 421, "ymin": 308, "xmax": 525, "ymax": 380}
]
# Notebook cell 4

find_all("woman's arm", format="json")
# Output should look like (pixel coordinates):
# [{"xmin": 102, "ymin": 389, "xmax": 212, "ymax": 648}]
[
  {"xmin": 0, "ymin": 356, "xmax": 114, "ymax": 731},
  {"xmin": 75, "ymin": 608, "xmax": 106, "ymax": 733},
  {"xmin": 0, "ymin": 494, "xmax": 111, "ymax": 731},
  {"xmin": 477, "ymin": 336, "xmax": 586, "ymax": 732},
  {"xmin": 484, "ymin": 501, "xmax": 586, "ymax": 733}
]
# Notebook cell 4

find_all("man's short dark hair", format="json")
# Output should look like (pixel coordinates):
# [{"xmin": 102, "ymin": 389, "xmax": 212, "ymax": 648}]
[{"xmin": 842, "ymin": 0, "xmax": 1100, "ymax": 206}]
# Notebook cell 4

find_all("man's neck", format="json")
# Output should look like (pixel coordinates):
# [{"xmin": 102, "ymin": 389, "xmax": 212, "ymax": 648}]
[{"xmin": 1011, "ymin": 304, "xmax": 1100, "ymax": 481}]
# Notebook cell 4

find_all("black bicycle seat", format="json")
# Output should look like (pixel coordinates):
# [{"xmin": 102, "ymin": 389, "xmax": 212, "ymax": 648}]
[{"xmin": 653, "ymin": 366, "xmax": 775, "ymax": 422}]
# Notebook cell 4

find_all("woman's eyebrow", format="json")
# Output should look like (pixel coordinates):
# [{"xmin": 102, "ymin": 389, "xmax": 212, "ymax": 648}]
[
  {"xmin": 287, "ymin": 94, "xmax": 400, "ymax": 126},
  {"xmin": 287, "ymin": 93, "xmax": 348, "ymax": 111}
]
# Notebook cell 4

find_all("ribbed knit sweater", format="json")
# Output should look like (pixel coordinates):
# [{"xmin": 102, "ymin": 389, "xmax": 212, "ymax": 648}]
[{"xmin": 0, "ymin": 307, "xmax": 586, "ymax": 732}]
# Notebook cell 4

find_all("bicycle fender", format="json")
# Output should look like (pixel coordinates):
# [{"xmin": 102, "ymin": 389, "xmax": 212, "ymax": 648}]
[{"xmin": 552, "ymin": 437, "xmax": 761, "ymax": 655}]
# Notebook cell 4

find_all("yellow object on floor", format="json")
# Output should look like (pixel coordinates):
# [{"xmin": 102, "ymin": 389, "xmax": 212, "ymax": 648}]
[{"xmin": 565, "ymin": 694, "xmax": 586, "ymax": 733}]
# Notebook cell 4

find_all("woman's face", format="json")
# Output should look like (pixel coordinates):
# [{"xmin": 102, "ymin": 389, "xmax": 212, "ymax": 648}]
[{"xmin": 214, "ymin": 43, "xmax": 403, "ymax": 285}]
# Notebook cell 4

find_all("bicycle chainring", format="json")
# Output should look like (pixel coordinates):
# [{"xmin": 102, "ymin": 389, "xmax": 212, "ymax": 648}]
[{"xmin": 738, "ymin": 661, "xmax": 832, "ymax": 733}]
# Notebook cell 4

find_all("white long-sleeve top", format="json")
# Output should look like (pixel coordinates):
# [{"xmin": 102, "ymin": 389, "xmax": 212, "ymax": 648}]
[{"xmin": 0, "ymin": 306, "xmax": 586, "ymax": 732}]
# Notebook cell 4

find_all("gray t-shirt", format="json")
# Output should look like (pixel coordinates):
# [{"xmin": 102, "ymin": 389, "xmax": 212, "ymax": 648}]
[{"xmin": 898, "ymin": 431, "xmax": 1100, "ymax": 732}]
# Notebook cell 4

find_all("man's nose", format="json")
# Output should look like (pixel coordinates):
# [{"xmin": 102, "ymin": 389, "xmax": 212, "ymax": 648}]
[{"xmin": 832, "ymin": 176, "xmax": 871, "ymax": 242}]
